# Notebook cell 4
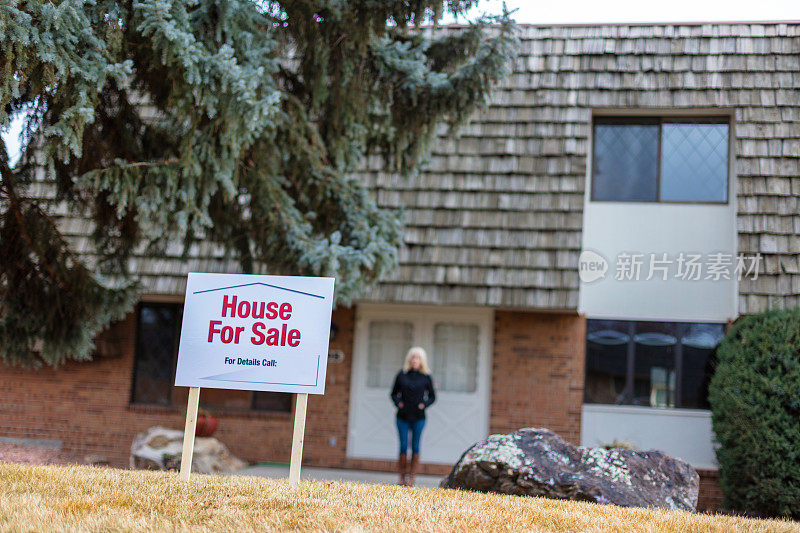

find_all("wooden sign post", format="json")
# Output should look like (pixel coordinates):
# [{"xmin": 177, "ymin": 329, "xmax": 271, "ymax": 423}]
[
  {"xmin": 173, "ymin": 273, "xmax": 334, "ymax": 483},
  {"xmin": 180, "ymin": 386, "xmax": 201, "ymax": 481},
  {"xmin": 288, "ymin": 392, "xmax": 308, "ymax": 486}
]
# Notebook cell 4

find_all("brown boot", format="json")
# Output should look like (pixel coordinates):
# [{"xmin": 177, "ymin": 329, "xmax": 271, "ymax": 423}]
[
  {"xmin": 398, "ymin": 453, "xmax": 408, "ymax": 486},
  {"xmin": 408, "ymin": 454, "xmax": 419, "ymax": 487}
]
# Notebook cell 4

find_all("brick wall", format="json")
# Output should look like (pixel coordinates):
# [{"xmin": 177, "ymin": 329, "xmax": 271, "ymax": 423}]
[
  {"xmin": 0, "ymin": 307, "xmax": 356, "ymax": 468},
  {"xmin": 303, "ymin": 307, "xmax": 354, "ymax": 468},
  {"xmin": 0, "ymin": 303, "xmax": 722, "ymax": 507},
  {"xmin": 0, "ymin": 306, "xmax": 587, "ymax": 474},
  {"xmin": 490, "ymin": 311, "xmax": 586, "ymax": 444},
  {"xmin": 697, "ymin": 469, "xmax": 724, "ymax": 512}
]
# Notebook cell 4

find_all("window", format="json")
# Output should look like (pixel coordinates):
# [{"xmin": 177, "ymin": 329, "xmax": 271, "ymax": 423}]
[
  {"xmin": 132, "ymin": 303, "xmax": 181, "ymax": 405},
  {"xmin": 584, "ymin": 319, "xmax": 723, "ymax": 409},
  {"xmin": 365, "ymin": 320, "xmax": 480, "ymax": 393},
  {"xmin": 592, "ymin": 117, "xmax": 729, "ymax": 203},
  {"xmin": 131, "ymin": 302, "xmax": 291, "ymax": 412},
  {"xmin": 367, "ymin": 321, "xmax": 413, "ymax": 388},
  {"xmin": 360, "ymin": 308, "xmax": 489, "ymax": 395},
  {"xmin": 432, "ymin": 323, "xmax": 479, "ymax": 393}
]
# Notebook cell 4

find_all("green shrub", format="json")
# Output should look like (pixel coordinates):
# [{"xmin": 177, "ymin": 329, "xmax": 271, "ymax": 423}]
[{"xmin": 709, "ymin": 308, "xmax": 800, "ymax": 519}]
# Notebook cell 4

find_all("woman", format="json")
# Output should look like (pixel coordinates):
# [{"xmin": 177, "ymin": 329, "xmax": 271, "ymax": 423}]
[{"xmin": 390, "ymin": 346, "xmax": 436, "ymax": 486}]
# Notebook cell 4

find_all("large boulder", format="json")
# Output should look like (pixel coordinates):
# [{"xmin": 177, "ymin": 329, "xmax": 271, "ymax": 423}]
[
  {"xmin": 130, "ymin": 427, "xmax": 247, "ymax": 474},
  {"xmin": 441, "ymin": 428, "xmax": 699, "ymax": 511}
]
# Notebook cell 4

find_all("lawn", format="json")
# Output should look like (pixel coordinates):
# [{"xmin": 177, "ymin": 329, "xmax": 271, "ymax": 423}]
[{"xmin": 0, "ymin": 463, "xmax": 796, "ymax": 532}]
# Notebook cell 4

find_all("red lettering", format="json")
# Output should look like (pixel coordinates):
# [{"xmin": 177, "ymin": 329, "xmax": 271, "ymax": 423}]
[
  {"xmin": 208, "ymin": 320, "xmax": 222, "ymax": 342},
  {"xmin": 288, "ymin": 329, "xmax": 300, "ymax": 347},
  {"xmin": 237, "ymin": 300, "xmax": 250, "ymax": 318},
  {"xmin": 252, "ymin": 302, "xmax": 265, "ymax": 319},
  {"xmin": 279, "ymin": 303, "xmax": 292, "ymax": 320},
  {"xmin": 266, "ymin": 328, "xmax": 280, "ymax": 346},
  {"xmin": 220, "ymin": 326, "xmax": 234, "ymax": 344},
  {"xmin": 251, "ymin": 322, "xmax": 265, "ymax": 345},
  {"xmin": 234, "ymin": 326, "xmax": 245, "ymax": 343},
  {"xmin": 222, "ymin": 295, "xmax": 237, "ymax": 317},
  {"xmin": 265, "ymin": 302, "xmax": 278, "ymax": 320}
]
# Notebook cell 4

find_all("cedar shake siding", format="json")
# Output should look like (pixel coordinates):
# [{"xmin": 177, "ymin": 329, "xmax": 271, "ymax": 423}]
[
  {"xmin": 30, "ymin": 22, "xmax": 800, "ymax": 313},
  {"xmin": 357, "ymin": 23, "xmax": 800, "ymax": 312}
]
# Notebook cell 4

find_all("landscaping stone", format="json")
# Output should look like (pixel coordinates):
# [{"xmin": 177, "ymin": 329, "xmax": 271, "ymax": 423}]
[
  {"xmin": 0, "ymin": 442, "xmax": 82, "ymax": 466},
  {"xmin": 130, "ymin": 427, "xmax": 246, "ymax": 474},
  {"xmin": 441, "ymin": 428, "xmax": 699, "ymax": 511}
]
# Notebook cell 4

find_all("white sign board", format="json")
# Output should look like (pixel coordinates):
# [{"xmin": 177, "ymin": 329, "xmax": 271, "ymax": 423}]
[{"xmin": 175, "ymin": 272, "xmax": 335, "ymax": 395}]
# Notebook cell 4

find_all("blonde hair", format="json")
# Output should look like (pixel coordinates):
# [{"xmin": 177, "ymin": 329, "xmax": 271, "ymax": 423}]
[{"xmin": 403, "ymin": 346, "xmax": 430, "ymax": 374}]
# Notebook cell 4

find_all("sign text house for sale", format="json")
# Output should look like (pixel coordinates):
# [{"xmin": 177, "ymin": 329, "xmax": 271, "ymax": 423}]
[{"xmin": 175, "ymin": 273, "xmax": 335, "ymax": 395}]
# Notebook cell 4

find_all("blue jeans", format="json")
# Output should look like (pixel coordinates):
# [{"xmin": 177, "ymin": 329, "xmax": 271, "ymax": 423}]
[{"xmin": 396, "ymin": 418, "xmax": 426, "ymax": 455}]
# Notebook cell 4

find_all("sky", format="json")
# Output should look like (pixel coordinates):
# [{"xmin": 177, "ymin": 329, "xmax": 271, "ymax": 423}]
[
  {"xmin": 4, "ymin": 0, "xmax": 800, "ymax": 164},
  {"xmin": 456, "ymin": 0, "xmax": 800, "ymax": 25}
]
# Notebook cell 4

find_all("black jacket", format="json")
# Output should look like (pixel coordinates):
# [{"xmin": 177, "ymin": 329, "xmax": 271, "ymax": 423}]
[{"xmin": 390, "ymin": 370, "xmax": 436, "ymax": 422}]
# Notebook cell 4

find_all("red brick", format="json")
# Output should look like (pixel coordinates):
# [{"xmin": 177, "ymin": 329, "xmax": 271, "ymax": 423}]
[{"xmin": 0, "ymin": 305, "xmax": 721, "ymax": 506}]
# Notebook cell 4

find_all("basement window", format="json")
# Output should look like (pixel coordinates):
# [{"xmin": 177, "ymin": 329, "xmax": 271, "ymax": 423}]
[
  {"xmin": 131, "ymin": 302, "xmax": 291, "ymax": 412},
  {"xmin": 592, "ymin": 117, "xmax": 729, "ymax": 203}
]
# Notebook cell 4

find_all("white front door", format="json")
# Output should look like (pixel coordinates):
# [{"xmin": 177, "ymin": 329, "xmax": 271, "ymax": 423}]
[{"xmin": 347, "ymin": 304, "xmax": 493, "ymax": 464}]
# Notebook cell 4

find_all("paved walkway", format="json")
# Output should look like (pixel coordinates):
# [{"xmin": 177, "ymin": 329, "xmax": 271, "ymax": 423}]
[{"xmin": 235, "ymin": 464, "xmax": 442, "ymax": 488}]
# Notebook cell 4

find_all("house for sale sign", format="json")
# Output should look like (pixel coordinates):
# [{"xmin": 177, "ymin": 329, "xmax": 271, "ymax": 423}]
[{"xmin": 175, "ymin": 273, "xmax": 335, "ymax": 395}]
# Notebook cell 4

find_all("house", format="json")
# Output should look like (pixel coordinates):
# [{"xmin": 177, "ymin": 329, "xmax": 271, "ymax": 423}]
[{"xmin": 3, "ymin": 21, "xmax": 799, "ymax": 511}]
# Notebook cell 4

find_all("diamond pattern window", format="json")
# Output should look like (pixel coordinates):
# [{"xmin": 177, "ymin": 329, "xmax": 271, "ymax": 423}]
[
  {"xmin": 132, "ymin": 304, "xmax": 181, "ymax": 405},
  {"xmin": 592, "ymin": 117, "xmax": 729, "ymax": 203},
  {"xmin": 661, "ymin": 123, "xmax": 728, "ymax": 202},
  {"xmin": 592, "ymin": 120, "xmax": 659, "ymax": 201}
]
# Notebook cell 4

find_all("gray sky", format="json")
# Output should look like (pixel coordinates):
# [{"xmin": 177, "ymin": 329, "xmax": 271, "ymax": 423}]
[
  {"xmin": 457, "ymin": 0, "xmax": 800, "ymax": 24},
  {"xmin": 4, "ymin": 0, "xmax": 800, "ymax": 164}
]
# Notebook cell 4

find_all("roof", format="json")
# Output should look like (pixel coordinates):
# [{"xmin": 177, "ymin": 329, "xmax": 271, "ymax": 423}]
[{"xmin": 46, "ymin": 22, "xmax": 800, "ymax": 314}]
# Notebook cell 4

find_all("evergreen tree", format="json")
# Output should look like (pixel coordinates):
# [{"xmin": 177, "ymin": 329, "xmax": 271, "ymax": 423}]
[
  {"xmin": 0, "ymin": 1, "xmax": 517, "ymax": 367},
  {"xmin": 709, "ymin": 308, "xmax": 800, "ymax": 519}
]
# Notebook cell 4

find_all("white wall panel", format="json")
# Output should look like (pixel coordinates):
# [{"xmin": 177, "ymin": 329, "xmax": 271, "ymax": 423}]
[{"xmin": 581, "ymin": 404, "xmax": 717, "ymax": 469}]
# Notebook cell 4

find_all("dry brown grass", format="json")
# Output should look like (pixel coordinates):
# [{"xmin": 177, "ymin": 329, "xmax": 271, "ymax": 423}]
[{"xmin": 0, "ymin": 462, "xmax": 797, "ymax": 532}]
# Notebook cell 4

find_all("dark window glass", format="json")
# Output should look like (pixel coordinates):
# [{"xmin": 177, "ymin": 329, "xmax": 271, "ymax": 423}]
[
  {"xmin": 661, "ymin": 123, "xmax": 728, "ymax": 202},
  {"xmin": 252, "ymin": 392, "xmax": 293, "ymax": 412},
  {"xmin": 584, "ymin": 319, "xmax": 723, "ymax": 409},
  {"xmin": 584, "ymin": 320, "xmax": 630, "ymax": 404},
  {"xmin": 632, "ymin": 322, "xmax": 678, "ymax": 408},
  {"xmin": 679, "ymin": 323, "xmax": 724, "ymax": 409},
  {"xmin": 132, "ymin": 304, "xmax": 181, "ymax": 405},
  {"xmin": 132, "ymin": 303, "xmax": 291, "ymax": 412},
  {"xmin": 592, "ymin": 121, "xmax": 659, "ymax": 201}
]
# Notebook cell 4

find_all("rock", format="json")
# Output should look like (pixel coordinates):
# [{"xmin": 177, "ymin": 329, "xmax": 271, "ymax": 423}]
[
  {"xmin": 130, "ymin": 427, "xmax": 247, "ymax": 474},
  {"xmin": 83, "ymin": 454, "xmax": 110, "ymax": 466},
  {"xmin": 441, "ymin": 428, "xmax": 699, "ymax": 511}
]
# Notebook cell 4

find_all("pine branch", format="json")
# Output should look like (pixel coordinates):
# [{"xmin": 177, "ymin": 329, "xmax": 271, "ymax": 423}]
[{"xmin": 0, "ymin": 0, "xmax": 516, "ymax": 366}]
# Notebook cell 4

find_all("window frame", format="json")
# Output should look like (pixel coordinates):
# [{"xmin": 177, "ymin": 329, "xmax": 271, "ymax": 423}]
[
  {"xmin": 584, "ymin": 319, "xmax": 724, "ymax": 410},
  {"xmin": 591, "ymin": 116, "xmax": 730, "ymax": 205},
  {"xmin": 130, "ymin": 301, "xmax": 292, "ymax": 413},
  {"xmin": 130, "ymin": 302, "xmax": 182, "ymax": 406}
]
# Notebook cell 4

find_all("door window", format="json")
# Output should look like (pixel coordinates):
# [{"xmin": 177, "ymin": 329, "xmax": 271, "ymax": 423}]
[
  {"xmin": 432, "ymin": 323, "xmax": 479, "ymax": 393},
  {"xmin": 366, "ymin": 320, "xmax": 413, "ymax": 388}
]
